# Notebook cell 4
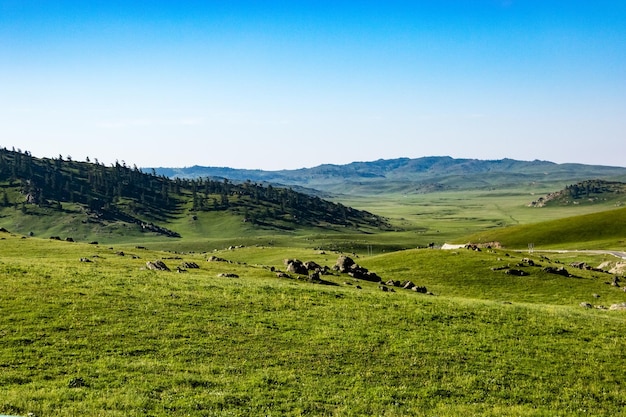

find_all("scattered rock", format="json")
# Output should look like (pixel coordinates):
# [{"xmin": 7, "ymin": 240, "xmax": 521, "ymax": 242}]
[
  {"xmin": 580, "ymin": 302, "xmax": 593, "ymax": 309},
  {"xmin": 217, "ymin": 273, "xmax": 239, "ymax": 278},
  {"xmin": 304, "ymin": 260, "xmax": 322, "ymax": 272},
  {"xmin": 276, "ymin": 272, "xmax": 290, "ymax": 278},
  {"xmin": 334, "ymin": 256, "xmax": 356, "ymax": 273},
  {"xmin": 491, "ymin": 265, "xmax": 509, "ymax": 271},
  {"xmin": 308, "ymin": 272, "xmax": 322, "ymax": 282},
  {"xmin": 65, "ymin": 237, "xmax": 74, "ymax": 242},
  {"xmin": 505, "ymin": 269, "xmax": 528, "ymax": 276},
  {"xmin": 402, "ymin": 280, "xmax": 415, "ymax": 290},
  {"xmin": 412, "ymin": 286, "xmax": 428, "ymax": 293},
  {"xmin": 335, "ymin": 256, "xmax": 382, "ymax": 282},
  {"xmin": 542, "ymin": 266, "xmax": 570, "ymax": 277},
  {"xmin": 609, "ymin": 302, "xmax": 626, "ymax": 311},
  {"xmin": 180, "ymin": 262, "xmax": 200, "ymax": 269},
  {"xmin": 50, "ymin": 236, "xmax": 61, "ymax": 241},
  {"xmin": 89, "ymin": 241, "xmax": 98, "ymax": 245},
  {"xmin": 79, "ymin": 257, "xmax": 92, "ymax": 263},
  {"xmin": 146, "ymin": 261, "xmax": 170, "ymax": 271},
  {"xmin": 285, "ymin": 259, "xmax": 308, "ymax": 275},
  {"xmin": 207, "ymin": 256, "xmax": 229, "ymax": 262}
]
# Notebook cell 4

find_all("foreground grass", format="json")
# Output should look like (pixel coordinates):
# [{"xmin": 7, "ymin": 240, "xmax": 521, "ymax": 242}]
[{"xmin": 1, "ymin": 235, "xmax": 625, "ymax": 416}]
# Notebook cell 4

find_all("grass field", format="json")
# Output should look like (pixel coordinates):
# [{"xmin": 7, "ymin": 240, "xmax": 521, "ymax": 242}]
[
  {"xmin": 462, "ymin": 206, "xmax": 626, "ymax": 251},
  {"xmin": 3, "ymin": 183, "xmax": 624, "ymax": 256},
  {"xmin": 1, "ymin": 233, "xmax": 625, "ymax": 416}
]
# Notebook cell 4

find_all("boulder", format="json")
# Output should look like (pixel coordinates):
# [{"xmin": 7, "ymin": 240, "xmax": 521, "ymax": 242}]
[
  {"xmin": 609, "ymin": 302, "xmax": 626, "ymax": 311},
  {"xmin": 580, "ymin": 302, "xmax": 593, "ymax": 309},
  {"xmin": 218, "ymin": 273, "xmax": 239, "ymax": 278},
  {"xmin": 412, "ymin": 286, "xmax": 428, "ymax": 293},
  {"xmin": 304, "ymin": 261, "xmax": 322, "ymax": 272},
  {"xmin": 542, "ymin": 266, "xmax": 570, "ymax": 277},
  {"xmin": 335, "ymin": 256, "xmax": 356, "ymax": 273},
  {"xmin": 207, "ymin": 256, "xmax": 228, "ymax": 262},
  {"xmin": 146, "ymin": 261, "xmax": 170, "ymax": 271},
  {"xmin": 402, "ymin": 280, "xmax": 416, "ymax": 290},
  {"xmin": 308, "ymin": 272, "xmax": 321, "ymax": 282},
  {"xmin": 285, "ymin": 259, "xmax": 308, "ymax": 275}
]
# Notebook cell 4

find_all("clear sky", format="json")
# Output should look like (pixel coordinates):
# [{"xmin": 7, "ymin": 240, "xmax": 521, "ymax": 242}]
[{"xmin": 1, "ymin": 1, "xmax": 625, "ymax": 170}]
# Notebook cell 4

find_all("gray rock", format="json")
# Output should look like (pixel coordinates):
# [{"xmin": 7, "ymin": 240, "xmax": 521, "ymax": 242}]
[{"xmin": 146, "ymin": 260, "xmax": 170, "ymax": 271}]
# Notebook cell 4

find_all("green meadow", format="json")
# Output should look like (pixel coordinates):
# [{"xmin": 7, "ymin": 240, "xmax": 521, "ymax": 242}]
[
  {"xmin": 1, "ymin": 231, "xmax": 625, "ymax": 416},
  {"xmin": 2, "ymin": 150, "xmax": 626, "ymax": 416}
]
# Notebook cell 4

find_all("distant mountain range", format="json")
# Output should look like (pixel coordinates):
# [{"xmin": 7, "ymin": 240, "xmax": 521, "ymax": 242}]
[{"xmin": 152, "ymin": 157, "xmax": 626, "ymax": 195}]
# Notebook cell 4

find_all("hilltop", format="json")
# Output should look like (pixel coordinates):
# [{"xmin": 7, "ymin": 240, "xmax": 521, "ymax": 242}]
[
  {"xmin": 529, "ymin": 179, "xmax": 626, "ymax": 207},
  {"xmin": 0, "ymin": 148, "xmax": 388, "ymax": 243},
  {"xmin": 153, "ymin": 157, "xmax": 626, "ymax": 195}
]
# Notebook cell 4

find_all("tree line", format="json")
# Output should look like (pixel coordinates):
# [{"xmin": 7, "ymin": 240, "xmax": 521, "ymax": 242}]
[{"xmin": 0, "ymin": 147, "xmax": 387, "ymax": 230}]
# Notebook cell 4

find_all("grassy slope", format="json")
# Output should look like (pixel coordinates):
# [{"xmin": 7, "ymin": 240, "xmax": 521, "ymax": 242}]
[
  {"xmin": 460, "ymin": 206, "xmax": 626, "ymax": 250},
  {"xmin": 336, "ymin": 188, "xmax": 626, "ymax": 251},
  {"xmin": 1, "ymin": 234, "xmax": 625, "ymax": 416}
]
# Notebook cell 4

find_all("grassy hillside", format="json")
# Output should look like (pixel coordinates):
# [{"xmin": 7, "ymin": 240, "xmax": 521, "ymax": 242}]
[
  {"xmin": 0, "ymin": 148, "xmax": 388, "ymax": 244},
  {"xmin": 1, "ymin": 233, "xmax": 625, "ymax": 416},
  {"xmin": 460, "ymin": 206, "xmax": 626, "ymax": 250},
  {"xmin": 529, "ymin": 179, "xmax": 626, "ymax": 207}
]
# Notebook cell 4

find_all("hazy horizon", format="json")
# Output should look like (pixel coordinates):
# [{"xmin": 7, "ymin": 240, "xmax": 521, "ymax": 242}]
[{"xmin": 2, "ymin": 1, "xmax": 624, "ymax": 170}]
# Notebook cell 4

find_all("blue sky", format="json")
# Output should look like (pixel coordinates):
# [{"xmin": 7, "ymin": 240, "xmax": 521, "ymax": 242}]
[{"xmin": 1, "ymin": 1, "xmax": 625, "ymax": 169}]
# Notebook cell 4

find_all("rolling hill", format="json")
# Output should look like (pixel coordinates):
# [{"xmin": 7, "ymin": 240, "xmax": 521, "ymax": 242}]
[
  {"xmin": 153, "ymin": 157, "xmax": 626, "ymax": 195},
  {"xmin": 0, "ymin": 148, "xmax": 388, "ymax": 243},
  {"xmin": 529, "ymin": 179, "xmax": 626, "ymax": 207},
  {"xmin": 461, "ymin": 205, "xmax": 626, "ymax": 250}
]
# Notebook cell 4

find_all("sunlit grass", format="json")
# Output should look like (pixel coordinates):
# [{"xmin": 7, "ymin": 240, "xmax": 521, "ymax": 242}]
[{"xmin": 1, "ymin": 234, "xmax": 625, "ymax": 416}]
